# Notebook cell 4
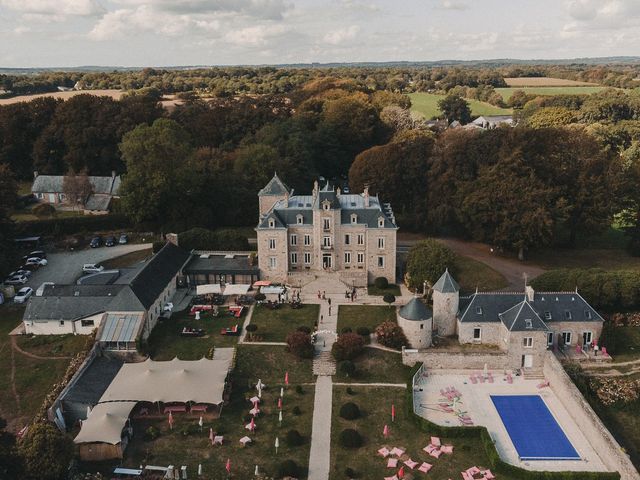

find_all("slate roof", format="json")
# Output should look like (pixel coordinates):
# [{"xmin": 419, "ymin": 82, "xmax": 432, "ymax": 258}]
[
  {"xmin": 498, "ymin": 300, "xmax": 549, "ymax": 332},
  {"xmin": 433, "ymin": 269, "xmax": 460, "ymax": 293},
  {"xmin": 32, "ymin": 175, "xmax": 121, "ymax": 195},
  {"xmin": 128, "ymin": 242, "xmax": 191, "ymax": 309},
  {"xmin": 84, "ymin": 194, "xmax": 112, "ymax": 211},
  {"xmin": 399, "ymin": 298, "xmax": 432, "ymax": 321},
  {"xmin": 184, "ymin": 255, "xmax": 259, "ymax": 275},
  {"xmin": 459, "ymin": 291, "xmax": 603, "ymax": 325},
  {"xmin": 258, "ymin": 174, "xmax": 290, "ymax": 196}
]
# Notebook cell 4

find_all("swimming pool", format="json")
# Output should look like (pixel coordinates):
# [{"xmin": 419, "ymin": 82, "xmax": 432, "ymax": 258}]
[{"xmin": 491, "ymin": 395, "xmax": 580, "ymax": 461}]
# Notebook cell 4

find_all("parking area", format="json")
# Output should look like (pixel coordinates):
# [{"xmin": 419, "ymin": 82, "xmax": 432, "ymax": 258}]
[{"xmin": 20, "ymin": 243, "xmax": 152, "ymax": 289}]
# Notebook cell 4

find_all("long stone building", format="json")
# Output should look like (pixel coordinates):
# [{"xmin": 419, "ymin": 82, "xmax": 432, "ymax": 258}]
[{"xmin": 255, "ymin": 174, "xmax": 398, "ymax": 287}]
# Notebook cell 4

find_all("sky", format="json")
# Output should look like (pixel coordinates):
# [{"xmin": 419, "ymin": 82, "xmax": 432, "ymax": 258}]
[{"xmin": 1, "ymin": 0, "xmax": 640, "ymax": 68}]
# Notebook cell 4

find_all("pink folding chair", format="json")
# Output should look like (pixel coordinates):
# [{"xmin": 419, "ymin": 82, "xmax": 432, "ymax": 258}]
[
  {"xmin": 441, "ymin": 445, "xmax": 454, "ymax": 454},
  {"xmin": 418, "ymin": 462, "xmax": 432, "ymax": 473},
  {"xmin": 430, "ymin": 436, "xmax": 441, "ymax": 447},
  {"xmin": 404, "ymin": 459, "xmax": 418, "ymax": 469},
  {"xmin": 387, "ymin": 458, "xmax": 398, "ymax": 468},
  {"xmin": 483, "ymin": 469, "xmax": 495, "ymax": 479},
  {"xmin": 378, "ymin": 447, "xmax": 391, "ymax": 457}
]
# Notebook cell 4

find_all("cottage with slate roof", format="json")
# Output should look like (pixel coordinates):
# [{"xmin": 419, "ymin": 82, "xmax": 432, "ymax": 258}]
[
  {"xmin": 419, "ymin": 270, "xmax": 605, "ymax": 371},
  {"xmin": 256, "ymin": 174, "xmax": 398, "ymax": 286}
]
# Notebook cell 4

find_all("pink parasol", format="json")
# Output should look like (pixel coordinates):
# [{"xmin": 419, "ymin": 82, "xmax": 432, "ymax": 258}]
[
  {"xmin": 392, "ymin": 404, "xmax": 396, "ymax": 422},
  {"xmin": 209, "ymin": 427, "xmax": 214, "ymax": 445},
  {"xmin": 383, "ymin": 424, "xmax": 389, "ymax": 438},
  {"xmin": 249, "ymin": 417, "xmax": 255, "ymax": 431},
  {"xmin": 277, "ymin": 397, "xmax": 283, "ymax": 410},
  {"xmin": 398, "ymin": 466, "xmax": 405, "ymax": 478},
  {"xmin": 168, "ymin": 411, "xmax": 174, "ymax": 430},
  {"xmin": 225, "ymin": 458, "xmax": 231, "ymax": 474},
  {"xmin": 285, "ymin": 371, "xmax": 289, "ymax": 386}
]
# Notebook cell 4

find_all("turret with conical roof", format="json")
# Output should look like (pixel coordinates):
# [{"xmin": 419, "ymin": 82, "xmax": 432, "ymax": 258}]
[
  {"xmin": 397, "ymin": 297, "xmax": 433, "ymax": 348},
  {"xmin": 432, "ymin": 268, "xmax": 459, "ymax": 336},
  {"xmin": 258, "ymin": 173, "xmax": 291, "ymax": 218}
]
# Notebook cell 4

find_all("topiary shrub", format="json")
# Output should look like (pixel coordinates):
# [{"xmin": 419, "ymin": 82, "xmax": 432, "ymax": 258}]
[
  {"xmin": 339, "ymin": 402, "xmax": 361, "ymax": 420},
  {"xmin": 297, "ymin": 325, "xmax": 311, "ymax": 334},
  {"xmin": 339, "ymin": 428, "xmax": 363, "ymax": 448},
  {"xmin": 295, "ymin": 385, "xmax": 304, "ymax": 394},
  {"xmin": 374, "ymin": 277, "xmax": 389, "ymax": 289},
  {"xmin": 286, "ymin": 330, "xmax": 314, "ymax": 359},
  {"xmin": 332, "ymin": 333, "xmax": 365, "ymax": 361},
  {"xmin": 383, "ymin": 293, "xmax": 396, "ymax": 306},
  {"xmin": 292, "ymin": 406, "xmax": 301, "ymax": 415},
  {"xmin": 276, "ymin": 459, "xmax": 299, "ymax": 478},
  {"xmin": 375, "ymin": 321, "xmax": 408, "ymax": 350},
  {"xmin": 339, "ymin": 360, "xmax": 356, "ymax": 377},
  {"xmin": 285, "ymin": 429, "xmax": 304, "ymax": 447},
  {"xmin": 356, "ymin": 326, "xmax": 370, "ymax": 337},
  {"xmin": 341, "ymin": 327, "xmax": 353, "ymax": 334}
]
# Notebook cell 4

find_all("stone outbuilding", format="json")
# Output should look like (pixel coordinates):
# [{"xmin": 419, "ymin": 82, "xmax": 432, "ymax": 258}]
[{"xmin": 398, "ymin": 297, "xmax": 433, "ymax": 348}]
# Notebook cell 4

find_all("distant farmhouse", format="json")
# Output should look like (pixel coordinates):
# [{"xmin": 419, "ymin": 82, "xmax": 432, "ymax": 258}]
[
  {"xmin": 256, "ymin": 174, "xmax": 398, "ymax": 287},
  {"xmin": 469, "ymin": 115, "xmax": 515, "ymax": 129},
  {"xmin": 31, "ymin": 171, "xmax": 122, "ymax": 214},
  {"xmin": 402, "ymin": 270, "xmax": 604, "ymax": 372},
  {"xmin": 23, "ymin": 243, "xmax": 190, "ymax": 338}
]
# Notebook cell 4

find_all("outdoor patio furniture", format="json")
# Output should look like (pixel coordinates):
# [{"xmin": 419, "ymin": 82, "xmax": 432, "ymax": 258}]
[
  {"xmin": 466, "ymin": 466, "xmax": 480, "ymax": 476},
  {"xmin": 249, "ymin": 396, "xmax": 260, "ymax": 404},
  {"xmin": 601, "ymin": 346, "xmax": 609, "ymax": 356},
  {"xmin": 537, "ymin": 380, "xmax": 550, "ymax": 389},
  {"xmin": 487, "ymin": 375, "xmax": 494, "ymax": 384},
  {"xmin": 239, "ymin": 436, "xmax": 252, "ymax": 447},
  {"xmin": 249, "ymin": 407, "xmax": 260, "ymax": 416},
  {"xmin": 430, "ymin": 436, "xmax": 441, "ymax": 447},
  {"xmin": 180, "ymin": 327, "xmax": 205, "ymax": 337},
  {"xmin": 482, "ymin": 469, "xmax": 495, "ymax": 479},
  {"xmin": 461, "ymin": 473, "xmax": 473, "ymax": 480},
  {"xmin": 441, "ymin": 445, "xmax": 454, "ymax": 454},
  {"xmin": 478, "ymin": 376, "xmax": 485, "ymax": 383},
  {"xmin": 213, "ymin": 435, "xmax": 223, "ymax": 445},
  {"xmin": 190, "ymin": 404, "xmax": 208, "ymax": 413},
  {"xmin": 429, "ymin": 449, "xmax": 442, "ymax": 459},
  {"xmin": 404, "ymin": 459, "xmax": 418, "ymax": 469},
  {"xmin": 163, "ymin": 405, "xmax": 187, "ymax": 414},
  {"xmin": 390, "ymin": 447, "xmax": 405, "ymax": 456},
  {"xmin": 417, "ymin": 462, "xmax": 432, "ymax": 473},
  {"xmin": 423, "ymin": 445, "xmax": 435, "ymax": 454},
  {"xmin": 387, "ymin": 458, "xmax": 398, "ymax": 468},
  {"xmin": 220, "ymin": 324, "xmax": 240, "ymax": 336},
  {"xmin": 470, "ymin": 376, "xmax": 478, "ymax": 384},
  {"xmin": 378, "ymin": 447, "xmax": 391, "ymax": 457}
]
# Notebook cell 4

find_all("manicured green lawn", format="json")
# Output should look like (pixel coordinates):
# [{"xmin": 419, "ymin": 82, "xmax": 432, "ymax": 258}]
[
  {"xmin": 409, "ymin": 92, "xmax": 512, "ymax": 120},
  {"xmin": 495, "ymin": 86, "xmax": 606, "ymax": 102},
  {"xmin": 599, "ymin": 326, "xmax": 640, "ymax": 362},
  {"xmin": 110, "ymin": 344, "xmax": 314, "ymax": 478},
  {"xmin": 337, "ymin": 305, "xmax": 397, "ymax": 334},
  {"xmin": 147, "ymin": 310, "xmax": 243, "ymax": 360},
  {"xmin": 329, "ymin": 386, "xmax": 518, "ymax": 480},
  {"xmin": 249, "ymin": 304, "xmax": 319, "ymax": 342},
  {"xmin": 336, "ymin": 348, "xmax": 410, "ymax": 384},
  {"xmin": 454, "ymin": 255, "xmax": 508, "ymax": 293},
  {"xmin": 367, "ymin": 284, "xmax": 401, "ymax": 296}
]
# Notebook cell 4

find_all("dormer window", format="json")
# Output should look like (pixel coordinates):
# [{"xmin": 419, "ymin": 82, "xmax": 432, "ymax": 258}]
[
  {"xmin": 475, "ymin": 306, "xmax": 483, "ymax": 315},
  {"xmin": 585, "ymin": 310, "xmax": 592, "ymax": 320},
  {"xmin": 268, "ymin": 218, "xmax": 275, "ymax": 228},
  {"xmin": 564, "ymin": 310, "xmax": 572, "ymax": 320},
  {"xmin": 323, "ymin": 201, "xmax": 330, "ymax": 211},
  {"xmin": 544, "ymin": 311, "xmax": 552, "ymax": 320},
  {"xmin": 296, "ymin": 214, "xmax": 303, "ymax": 225},
  {"xmin": 351, "ymin": 214, "xmax": 357, "ymax": 224},
  {"xmin": 378, "ymin": 217, "xmax": 384, "ymax": 228},
  {"xmin": 525, "ymin": 319, "xmax": 533, "ymax": 329}
]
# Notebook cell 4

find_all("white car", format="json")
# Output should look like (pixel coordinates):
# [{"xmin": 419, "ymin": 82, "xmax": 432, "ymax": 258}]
[
  {"xmin": 8, "ymin": 269, "xmax": 31, "ymax": 278},
  {"xmin": 26, "ymin": 257, "xmax": 47, "ymax": 266},
  {"xmin": 163, "ymin": 302, "xmax": 174, "ymax": 312},
  {"xmin": 5, "ymin": 275, "xmax": 29, "ymax": 285},
  {"xmin": 36, "ymin": 282, "xmax": 55, "ymax": 296},
  {"xmin": 83, "ymin": 264, "xmax": 104, "ymax": 274},
  {"xmin": 14, "ymin": 287, "xmax": 33, "ymax": 303}
]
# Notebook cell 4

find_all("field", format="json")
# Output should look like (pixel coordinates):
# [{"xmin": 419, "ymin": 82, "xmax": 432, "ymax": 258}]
[
  {"xmin": 503, "ymin": 77, "xmax": 599, "ymax": 87},
  {"xmin": 453, "ymin": 255, "xmax": 508, "ymax": 293},
  {"xmin": 0, "ymin": 89, "xmax": 124, "ymax": 105},
  {"xmin": 408, "ymin": 93, "xmax": 512, "ymax": 120},
  {"xmin": 495, "ymin": 86, "xmax": 606, "ymax": 102}
]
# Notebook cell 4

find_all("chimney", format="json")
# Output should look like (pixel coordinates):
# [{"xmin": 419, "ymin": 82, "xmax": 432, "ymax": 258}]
[
  {"xmin": 284, "ymin": 190, "xmax": 289, "ymax": 205},
  {"xmin": 363, "ymin": 185, "xmax": 370, "ymax": 207},
  {"xmin": 111, "ymin": 170, "xmax": 116, "ymax": 179},
  {"xmin": 33, "ymin": 171, "xmax": 38, "ymax": 179},
  {"xmin": 525, "ymin": 285, "xmax": 534, "ymax": 302},
  {"xmin": 336, "ymin": 187, "xmax": 341, "ymax": 197},
  {"xmin": 312, "ymin": 180, "xmax": 319, "ymax": 203}
]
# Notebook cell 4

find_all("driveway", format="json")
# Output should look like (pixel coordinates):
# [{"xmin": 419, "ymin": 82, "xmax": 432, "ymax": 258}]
[
  {"xmin": 398, "ymin": 237, "xmax": 546, "ymax": 290},
  {"xmin": 25, "ymin": 243, "xmax": 152, "ymax": 288}
]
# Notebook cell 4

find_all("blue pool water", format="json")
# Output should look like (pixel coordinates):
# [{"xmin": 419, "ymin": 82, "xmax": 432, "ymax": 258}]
[{"xmin": 490, "ymin": 395, "xmax": 580, "ymax": 460}]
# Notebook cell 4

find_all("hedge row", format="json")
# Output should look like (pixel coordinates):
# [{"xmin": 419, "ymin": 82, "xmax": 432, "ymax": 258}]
[
  {"xmin": 177, "ymin": 227, "xmax": 251, "ymax": 251},
  {"xmin": 530, "ymin": 268, "xmax": 640, "ymax": 312},
  {"xmin": 406, "ymin": 363, "xmax": 621, "ymax": 480},
  {"xmin": 14, "ymin": 214, "xmax": 133, "ymax": 237}
]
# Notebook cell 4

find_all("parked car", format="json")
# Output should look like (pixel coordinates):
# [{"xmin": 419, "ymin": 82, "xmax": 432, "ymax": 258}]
[
  {"xmin": 89, "ymin": 237, "xmax": 102, "ymax": 248},
  {"xmin": 36, "ymin": 282, "xmax": 54, "ymax": 296},
  {"xmin": 20, "ymin": 263, "xmax": 39, "ymax": 272},
  {"xmin": 4, "ymin": 275, "xmax": 29, "ymax": 285},
  {"xmin": 22, "ymin": 250, "xmax": 46, "ymax": 261},
  {"xmin": 25, "ymin": 257, "xmax": 47, "ymax": 266},
  {"xmin": 83, "ymin": 263, "xmax": 104, "ymax": 274},
  {"xmin": 8, "ymin": 269, "xmax": 31, "ymax": 278},
  {"xmin": 14, "ymin": 287, "xmax": 33, "ymax": 303},
  {"xmin": 119, "ymin": 233, "xmax": 129, "ymax": 245},
  {"xmin": 105, "ymin": 236, "xmax": 116, "ymax": 247}
]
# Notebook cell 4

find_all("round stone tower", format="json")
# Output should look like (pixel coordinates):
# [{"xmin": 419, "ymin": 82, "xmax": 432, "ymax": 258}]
[
  {"xmin": 432, "ymin": 268, "xmax": 460, "ymax": 337},
  {"xmin": 397, "ymin": 297, "xmax": 433, "ymax": 348}
]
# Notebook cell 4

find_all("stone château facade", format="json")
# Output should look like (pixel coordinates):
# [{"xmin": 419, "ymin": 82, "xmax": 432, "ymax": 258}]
[{"xmin": 256, "ymin": 174, "xmax": 398, "ymax": 286}]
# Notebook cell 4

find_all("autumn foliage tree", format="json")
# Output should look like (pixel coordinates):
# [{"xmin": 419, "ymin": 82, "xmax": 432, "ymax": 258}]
[
  {"xmin": 375, "ymin": 322, "xmax": 409, "ymax": 350},
  {"xmin": 286, "ymin": 331, "xmax": 314, "ymax": 359},
  {"xmin": 332, "ymin": 333, "xmax": 365, "ymax": 361}
]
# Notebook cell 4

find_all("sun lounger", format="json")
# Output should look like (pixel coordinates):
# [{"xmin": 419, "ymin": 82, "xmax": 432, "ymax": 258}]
[
  {"xmin": 429, "ymin": 449, "xmax": 442, "ymax": 459},
  {"xmin": 378, "ymin": 447, "xmax": 391, "ymax": 457},
  {"xmin": 466, "ymin": 466, "xmax": 480, "ymax": 476},
  {"xmin": 430, "ymin": 436, "xmax": 441, "ymax": 447},
  {"xmin": 384, "ymin": 476, "xmax": 399, "ymax": 480},
  {"xmin": 418, "ymin": 462, "xmax": 432, "ymax": 473},
  {"xmin": 390, "ymin": 447, "xmax": 405, "ymax": 457},
  {"xmin": 440, "ymin": 388, "xmax": 447, "ymax": 396},
  {"xmin": 441, "ymin": 406, "xmax": 454, "ymax": 413},
  {"xmin": 441, "ymin": 445, "xmax": 454, "ymax": 454},
  {"xmin": 461, "ymin": 472, "xmax": 473, "ymax": 480},
  {"xmin": 387, "ymin": 458, "xmax": 398, "ymax": 468},
  {"xmin": 507, "ymin": 374, "xmax": 513, "ymax": 384},
  {"xmin": 482, "ymin": 469, "xmax": 495, "ymax": 479},
  {"xmin": 478, "ymin": 375, "xmax": 485, "ymax": 383},
  {"xmin": 404, "ymin": 459, "xmax": 418, "ymax": 469}
]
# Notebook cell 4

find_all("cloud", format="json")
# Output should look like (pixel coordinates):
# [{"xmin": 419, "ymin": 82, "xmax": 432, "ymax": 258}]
[
  {"xmin": 109, "ymin": 0, "xmax": 292, "ymax": 20},
  {"xmin": 224, "ymin": 24, "xmax": 290, "ymax": 47},
  {"xmin": 440, "ymin": 0, "xmax": 469, "ymax": 11},
  {"xmin": 323, "ymin": 25, "xmax": 360, "ymax": 45},
  {"xmin": 0, "ymin": 0, "xmax": 104, "ymax": 16}
]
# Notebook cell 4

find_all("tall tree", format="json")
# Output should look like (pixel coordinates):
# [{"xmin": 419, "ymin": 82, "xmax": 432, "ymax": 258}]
[
  {"xmin": 18, "ymin": 422, "xmax": 74, "ymax": 480},
  {"xmin": 0, "ymin": 164, "xmax": 17, "ymax": 277},
  {"xmin": 62, "ymin": 169, "xmax": 93, "ymax": 209},
  {"xmin": 437, "ymin": 95, "xmax": 472, "ymax": 124}
]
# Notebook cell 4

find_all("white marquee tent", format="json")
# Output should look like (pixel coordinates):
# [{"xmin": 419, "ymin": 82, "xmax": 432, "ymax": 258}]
[
  {"xmin": 196, "ymin": 284, "xmax": 222, "ymax": 295},
  {"xmin": 222, "ymin": 284, "xmax": 250, "ymax": 296},
  {"xmin": 74, "ymin": 401, "xmax": 137, "ymax": 445}
]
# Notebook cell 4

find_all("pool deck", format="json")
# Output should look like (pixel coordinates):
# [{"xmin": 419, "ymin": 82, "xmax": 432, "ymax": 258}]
[{"xmin": 413, "ymin": 370, "xmax": 610, "ymax": 473}]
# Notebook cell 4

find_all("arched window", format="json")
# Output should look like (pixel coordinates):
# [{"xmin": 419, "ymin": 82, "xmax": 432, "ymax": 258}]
[
  {"xmin": 351, "ymin": 214, "xmax": 357, "ymax": 224},
  {"xmin": 296, "ymin": 214, "xmax": 304, "ymax": 225},
  {"xmin": 378, "ymin": 217, "xmax": 384, "ymax": 228},
  {"xmin": 268, "ymin": 218, "xmax": 275, "ymax": 228}
]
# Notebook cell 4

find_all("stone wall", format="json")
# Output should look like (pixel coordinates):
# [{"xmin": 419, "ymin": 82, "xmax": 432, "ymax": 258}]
[
  {"xmin": 543, "ymin": 352, "xmax": 640, "ymax": 480},
  {"xmin": 458, "ymin": 321, "xmax": 503, "ymax": 346},
  {"xmin": 257, "ymin": 228, "xmax": 288, "ymax": 282},
  {"xmin": 366, "ymin": 226, "xmax": 396, "ymax": 284},
  {"xmin": 398, "ymin": 315, "xmax": 432, "ymax": 349},
  {"xmin": 402, "ymin": 348, "xmax": 509, "ymax": 370},
  {"xmin": 433, "ymin": 290, "xmax": 458, "ymax": 336},
  {"xmin": 505, "ymin": 329, "xmax": 547, "ymax": 373}
]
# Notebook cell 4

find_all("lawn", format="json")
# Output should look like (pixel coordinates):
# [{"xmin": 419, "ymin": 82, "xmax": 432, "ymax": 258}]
[
  {"xmin": 495, "ymin": 86, "xmax": 606, "ymax": 102},
  {"xmin": 0, "ymin": 306, "xmax": 86, "ymax": 426},
  {"xmin": 10, "ymin": 209, "xmax": 85, "ymax": 222},
  {"xmin": 409, "ymin": 92, "xmax": 512, "ymax": 120},
  {"xmin": 101, "ymin": 248, "xmax": 152, "ymax": 269},
  {"xmin": 525, "ymin": 247, "xmax": 640, "ymax": 271},
  {"xmin": 367, "ymin": 284, "xmax": 401, "ymax": 296},
  {"xmin": 336, "ymin": 348, "xmax": 410, "ymax": 384},
  {"xmin": 329, "ymin": 386, "xmax": 519, "ymax": 480},
  {"xmin": 147, "ymin": 309, "xmax": 245, "ymax": 360},
  {"xmin": 599, "ymin": 326, "xmax": 640, "ymax": 363},
  {"xmin": 337, "ymin": 305, "xmax": 397, "ymax": 334},
  {"xmin": 248, "ymin": 303, "xmax": 319, "ymax": 342},
  {"xmin": 112, "ymin": 344, "xmax": 315, "ymax": 479},
  {"xmin": 454, "ymin": 255, "xmax": 508, "ymax": 293},
  {"xmin": 503, "ymin": 77, "xmax": 600, "ymax": 87}
]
